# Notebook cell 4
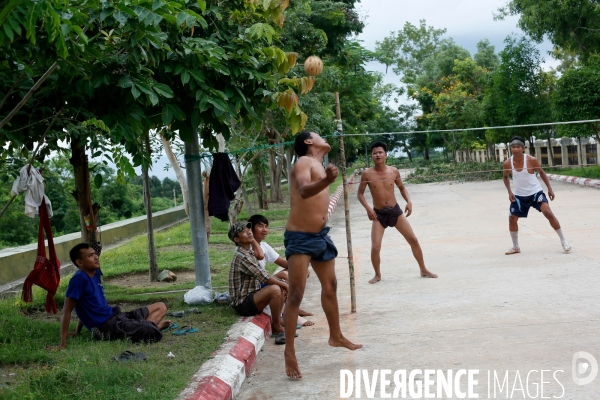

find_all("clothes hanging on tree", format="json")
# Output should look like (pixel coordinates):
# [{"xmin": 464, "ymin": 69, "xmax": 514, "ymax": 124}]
[
  {"xmin": 10, "ymin": 165, "xmax": 53, "ymax": 218},
  {"xmin": 208, "ymin": 153, "xmax": 241, "ymax": 222},
  {"xmin": 21, "ymin": 197, "xmax": 60, "ymax": 314}
]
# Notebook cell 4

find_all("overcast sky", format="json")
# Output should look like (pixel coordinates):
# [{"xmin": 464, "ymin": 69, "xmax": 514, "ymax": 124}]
[
  {"xmin": 148, "ymin": 0, "xmax": 558, "ymax": 180},
  {"xmin": 357, "ymin": 0, "xmax": 557, "ymax": 87}
]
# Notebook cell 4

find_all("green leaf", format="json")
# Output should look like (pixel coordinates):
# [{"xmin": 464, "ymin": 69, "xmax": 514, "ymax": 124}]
[
  {"xmin": 176, "ymin": 11, "xmax": 187, "ymax": 26},
  {"xmin": 197, "ymin": 0, "xmax": 207, "ymax": 12},
  {"xmin": 188, "ymin": 69, "xmax": 204, "ymax": 83},
  {"xmin": 135, "ymin": 81, "xmax": 153, "ymax": 95},
  {"xmin": 118, "ymin": 76, "xmax": 134, "ymax": 88},
  {"xmin": 181, "ymin": 70, "xmax": 190, "ymax": 84},
  {"xmin": 3, "ymin": 23, "xmax": 14, "ymax": 42},
  {"xmin": 152, "ymin": 0, "xmax": 165, "ymax": 11},
  {"xmin": 94, "ymin": 174, "xmax": 103, "ymax": 189},
  {"xmin": 148, "ymin": 90, "xmax": 159, "ymax": 105},
  {"xmin": 131, "ymin": 85, "xmax": 142, "ymax": 99},
  {"xmin": 162, "ymin": 104, "xmax": 174, "ymax": 125},
  {"xmin": 153, "ymin": 83, "xmax": 174, "ymax": 98},
  {"xmin": 207, "ymin": 98, "xmax": 228, "ymax": 113},
  {"xmin": 113, "ymin": 11, "xmax": 128, "ymax": 26}
]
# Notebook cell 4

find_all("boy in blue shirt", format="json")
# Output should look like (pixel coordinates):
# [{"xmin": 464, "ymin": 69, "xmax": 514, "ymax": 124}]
[{"xmin": 48, "ymin": 243, "xmax": 170, "ymax": 350}]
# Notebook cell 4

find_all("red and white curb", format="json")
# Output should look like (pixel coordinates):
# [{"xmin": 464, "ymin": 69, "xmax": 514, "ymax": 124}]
[
  {"xmin": 176, "ymin": 308, "xmax": 272, "ymax": 400},
  {"xmin": 178, "ymin": 176, "xmax": 355, "ymax": 400},
  {"xmin": 328, "ymin": 172, "xmax": 358, "ymax": 218},
  {"xmin": 547, "ymin": 173, "xmax": 600, "ymax": 189}
]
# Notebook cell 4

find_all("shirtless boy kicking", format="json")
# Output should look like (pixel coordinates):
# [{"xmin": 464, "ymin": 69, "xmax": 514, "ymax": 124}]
[
  {"xmin": 357, "ymin": 141, "xmax": 437, "ymax": 284},
  {"xmin": 503, "ymin": 136, "xmax": 571, "ymax": 254},
  {"xmin": 284, "ymin": 131, "xmax": 362, "ymax": 379}
]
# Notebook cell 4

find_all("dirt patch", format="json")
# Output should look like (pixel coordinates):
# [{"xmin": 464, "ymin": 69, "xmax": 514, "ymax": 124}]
[
  {"xmin": 104, "ymin": 270, "xmax": 197, "ymax": 289},
  {"xmin": 158, "ymin": 245, "xmax": 194, "ymax": 252}
]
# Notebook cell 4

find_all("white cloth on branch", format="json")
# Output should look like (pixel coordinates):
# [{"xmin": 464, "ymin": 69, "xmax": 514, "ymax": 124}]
[{"xmin": 10, "ymin": 165, "xmax": 53, "ymax": 218}]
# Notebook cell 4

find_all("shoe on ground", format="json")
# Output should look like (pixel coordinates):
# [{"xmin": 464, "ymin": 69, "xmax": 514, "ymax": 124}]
[
  {"xmin": 505, "ymin": 247, "xmax": 521, "ymax": 255},
  {"xmin": 562, "ymin": 241, "xmax": 571, "ymax": 252}
]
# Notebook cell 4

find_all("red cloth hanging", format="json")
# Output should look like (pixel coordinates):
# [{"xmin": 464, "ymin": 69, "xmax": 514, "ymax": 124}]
[{"xmin": 21, "ymin": 197, "xmax": 60, "ymax": 313}]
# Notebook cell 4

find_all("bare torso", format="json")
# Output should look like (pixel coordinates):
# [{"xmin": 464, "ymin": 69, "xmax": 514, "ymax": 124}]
[
  {"xmin": 363, "ymin": 166, "xmax": 400, "ymax": 209},
  {"xmin": 286, "ymin": 158, "xmax": 330, "ymax": 233}
]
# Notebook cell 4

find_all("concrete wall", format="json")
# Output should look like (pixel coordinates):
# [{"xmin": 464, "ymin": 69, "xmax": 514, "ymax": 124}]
[{"xmin": 0, "ymin": 206, "xmax": 188, "ymax": 285}]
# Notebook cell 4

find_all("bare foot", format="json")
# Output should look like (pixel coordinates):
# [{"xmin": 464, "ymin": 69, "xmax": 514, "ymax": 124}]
[
  {"xmin": 298, "ymin": 308, "xmax": 313, "ymax": 317},
  {"xmin": 328, "ymin": 335, "xmax": 363, "ymax": 350},
  {"xmin": 420, "ymin": 269, "xmax": 438, "ymax": 278},
  {"xmin": 285, "ymin": 350, "xmax": 302, "ymax": 379},
  {"xmin": 297, "ymin": 316, "xmax": 314, "ymax": 327},
  {"xmin": 368, "ymin": 275, "xmax": 381, "ymax": 284},
  {"xmin": 157, "ymin": 320, "xmax": 172, "ymax": 330}
]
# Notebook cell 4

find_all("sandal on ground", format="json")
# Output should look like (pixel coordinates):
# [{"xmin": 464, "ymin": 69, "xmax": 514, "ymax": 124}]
[
  {"xmin": 161, "ymin": 323, "xmax": 178, "ymax": 332},
  {"xmin": 270, "ymin": 332, "xmax": 298, "ymax": 338},
  {"xmin": 166, "ymin": 311, "xmax": 185, "ymax": 318},
  {"xmin": 275, "ymin": 332, "xmax": 286, "ymax": 345},
  {"xmin": 113, "ymin": 350, "xmax": 147, "ymax": 362},
  {"xmin": 172, "ymin": 326, "xmax": 199, "ymax": 335},
  {"xmin": 505, "ymin": 247, "xmax": 520, "ymax": 255}
]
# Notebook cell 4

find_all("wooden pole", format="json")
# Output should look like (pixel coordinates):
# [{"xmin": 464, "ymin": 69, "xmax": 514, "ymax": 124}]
[{"xmin": 335, "ymin": 92, "xmax": 356, "ymax": 313}]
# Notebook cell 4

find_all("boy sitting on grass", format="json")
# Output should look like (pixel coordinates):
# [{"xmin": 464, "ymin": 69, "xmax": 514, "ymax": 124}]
[{"xmin": 47, "ymin": 243, "xmax": 170, "ymax": 350}]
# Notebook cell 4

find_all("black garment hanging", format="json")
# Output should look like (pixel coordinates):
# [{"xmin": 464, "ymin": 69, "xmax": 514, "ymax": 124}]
[{"xmin": 208, "ymin": 153, "xmax": 241, "ymax": 221}]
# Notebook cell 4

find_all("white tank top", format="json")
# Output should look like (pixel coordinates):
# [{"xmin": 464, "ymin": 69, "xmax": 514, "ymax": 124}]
[{"xmin": 511, "ymin": 155, "xmax": 542, "ymax": 196}]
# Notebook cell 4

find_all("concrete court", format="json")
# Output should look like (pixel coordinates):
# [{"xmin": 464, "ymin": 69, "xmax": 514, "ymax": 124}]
[{"xmin": 237, "ymin": 178, "xmax": 600, "ymax": 400}]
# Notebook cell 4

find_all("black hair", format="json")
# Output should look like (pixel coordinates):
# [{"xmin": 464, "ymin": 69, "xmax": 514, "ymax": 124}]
[
  {"xmin": 294, "ymin": 131, "xmax": 313, "ymax": 157},
  {"xmin": 70, "ymin": 243, "xmax": 91, "ymax": 266},
  {"xmin": 248, "ymin": 214, "xmax": 269, "ymax": 227},
  {"xmin": 369, "ymin": 141, "xmax": 387, "ymax": 153},
  {"xmin": 510, "ymin": 136, "xmax": 526, "ymax": 146}
]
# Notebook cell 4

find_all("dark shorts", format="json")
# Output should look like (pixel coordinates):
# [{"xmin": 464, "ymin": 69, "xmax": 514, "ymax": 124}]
[
  {"xmin": 97, "ymin": 306, "xmax": 162, "ymax": 343},
  {"xmin": 510, "ymin": 191, "xmax": 548, "ymax": 218},
  {"xmin": 374, "ymin": 203, "xmax": 403, "ymax": 228},
  {"xmin": 233, "ymin": 292, "xmax": 259, "ymax": 316},
  {"xmin": 284, "ymin": 227, "xmax": 338, "ymax": 262}
]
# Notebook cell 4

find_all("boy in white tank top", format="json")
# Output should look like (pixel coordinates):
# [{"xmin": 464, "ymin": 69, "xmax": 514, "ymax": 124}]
[{"xmin": 502, "ymin": 136, "xmax": 571, "ymax": 254}]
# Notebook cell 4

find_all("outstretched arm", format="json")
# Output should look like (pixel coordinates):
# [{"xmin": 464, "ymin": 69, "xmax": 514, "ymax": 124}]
[
  {"xmin": 294, "ymin": 157, "xmax": 338, "ymax": 199},
  {"xmin": 357, "ymin": 172, "xmax": 376, "ymax": 220},
  {"xmin": 502, "ymin": 160, "xmax": 515, "ymax": 202},
  {"xmin": 394, "ymin": 169, "xmax": 413, "ymax": 217},
  {"xmin": 530, "ymin": 156, "xmax": 555, "ymax": 200},
  {"xmin": 47, "ymin": 297, "xmax": 79, "ymax": 350}
]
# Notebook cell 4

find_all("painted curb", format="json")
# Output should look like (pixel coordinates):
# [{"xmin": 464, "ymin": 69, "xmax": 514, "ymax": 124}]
[
  {"xmin": 547, "ymin": 173, "xmax": 600, "ymax": 190},
  {"xmin": 178, "ymin": 176, "xmax": 353, "ymax": 400},
  {"xmin": 177, "ymin": 308, "xmax": 272, "ymax": 400}
]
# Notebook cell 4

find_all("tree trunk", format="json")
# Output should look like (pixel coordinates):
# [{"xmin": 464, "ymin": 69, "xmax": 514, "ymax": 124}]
[
  {"xmin": 424, "ymin": 146, "xmax": 430, "ymax": 160},
  {"xmin": 202, "ymin": 172, "xmax": 211, "ymax": 241},
  {"xmin": 252, "ymin": 158, "xmax": 268, "ymax": 209},
  {"xmin": 158, "ymin": 131, "xmax": 189, "ymax": 216},
  {"xmin": 269, "ymin": 148, "xmax": 284, "ymax": 203},
  {"xmin": 69, "ymin": 136, "xmax": 96, "ymax": 244},
  {"xmin": 229, "ymin": 158, "xmax": 245, "ymax": 223},
  {"xmin": 142, "ymin": 133, "xmax": 159, "ymax": 281}
]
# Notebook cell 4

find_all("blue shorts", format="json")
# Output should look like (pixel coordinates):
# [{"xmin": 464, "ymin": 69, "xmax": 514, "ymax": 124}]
[
  {"xmin": 510, "ymin": 191, "xmax": 548, "ymax": 218},
  {"xmin": 284, "ymin": 227, "xmax": 338, "ymax": 262}
]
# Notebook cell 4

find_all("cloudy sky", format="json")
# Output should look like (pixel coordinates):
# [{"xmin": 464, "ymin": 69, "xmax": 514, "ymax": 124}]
[
  {"xmin": 150, "ymin": 0, "xmax": 557, "ymax": 180},
  {"xmin": 356, "ymin": 0, "xmax": 557, "ymax": 87}
]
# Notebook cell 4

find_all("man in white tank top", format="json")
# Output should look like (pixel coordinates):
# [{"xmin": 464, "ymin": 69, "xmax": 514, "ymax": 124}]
[{"xmin": 502, "ymin": 136, "xmax": 571, "ymax": 254}]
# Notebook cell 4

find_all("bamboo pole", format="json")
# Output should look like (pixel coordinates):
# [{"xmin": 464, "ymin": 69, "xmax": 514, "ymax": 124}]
[{"xmin": 334, "ymin": 92, "xmax": 356, "ymax": 313}]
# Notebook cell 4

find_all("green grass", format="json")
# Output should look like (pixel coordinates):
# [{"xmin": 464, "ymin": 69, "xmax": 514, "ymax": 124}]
[
  {"xmin": 0, "ymin": 203, "xmax": 291, "ymax": 398},
  {"xmin": 552, "ymin": 165, "xmax": 600, "ymax": 179}
]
